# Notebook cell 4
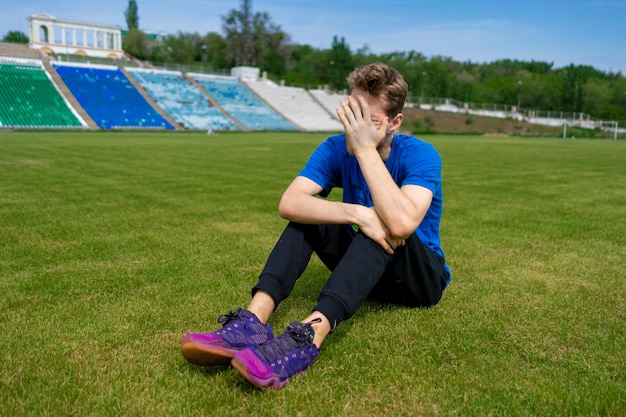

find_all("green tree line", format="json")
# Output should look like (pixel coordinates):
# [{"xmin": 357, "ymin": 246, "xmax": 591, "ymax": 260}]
[
  {"xmin": 3, "ymin": 1, "xmax": 625, "ymax": 121},
  {"xmin": 119, "ymin": 1, "xmax": 625, "ymax": 122}
]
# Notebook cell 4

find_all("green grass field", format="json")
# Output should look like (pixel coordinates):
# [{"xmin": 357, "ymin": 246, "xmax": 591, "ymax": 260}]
[{"xmin": 1, "ymin": 131, "xmax": 624, "ymax": 416}]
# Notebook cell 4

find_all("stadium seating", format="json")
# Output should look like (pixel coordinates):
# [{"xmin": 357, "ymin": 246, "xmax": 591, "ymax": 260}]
[
  {"xmin": 0, "ymin": 58, "xmax": 84, "ymax": 128},
  {"xmin": 245, "ymin": 79, "xmax": 343, "ymax": 132},
  {"xmin": 53, "ymin": 62, "xmax": 174, "ymax": 130},
  {"xmin": 191, "ymin": 74, "xmax": 297, "ymax": 131},
  {"xmin": 309, "ymin": 89, "xmax": 347, "ymax": 117},
  {"xmin": 127, "ymin": 68, "xmax": 239, "ymax": 131}
]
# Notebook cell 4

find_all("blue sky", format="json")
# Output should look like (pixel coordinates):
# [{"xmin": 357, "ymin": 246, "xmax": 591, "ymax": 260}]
[{"xmin": 2, "ymin": 0, "xmax": 625, "ymax": 73}]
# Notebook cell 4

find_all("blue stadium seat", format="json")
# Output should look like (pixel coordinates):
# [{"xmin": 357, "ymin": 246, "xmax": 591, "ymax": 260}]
[
  {"xmin": 53, "ymin": 63, "xmax": 174, "ymax": 130},
  {"xmin": 192, "ymin": 75, "xmax": 297, "ymax": 131},
  {"xmin": 128, "ymin": 69, "xmax": 239, "ymax": 131}
]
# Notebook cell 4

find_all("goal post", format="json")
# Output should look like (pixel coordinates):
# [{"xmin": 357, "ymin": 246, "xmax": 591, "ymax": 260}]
[{"xmin": 600, "ymin": 120, "xmax": 619, "ymax": 140}]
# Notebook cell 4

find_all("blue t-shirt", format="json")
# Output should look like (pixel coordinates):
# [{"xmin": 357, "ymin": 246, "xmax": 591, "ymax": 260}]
[{"xmin": 299, "ymin": 133, "xmax": 450, "ymax": 280}]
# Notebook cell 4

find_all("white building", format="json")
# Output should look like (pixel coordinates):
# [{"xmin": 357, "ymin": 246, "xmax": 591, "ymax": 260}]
[{"xmin": 28, "ymin": 13, "xmax": 124, "ymax": 59}]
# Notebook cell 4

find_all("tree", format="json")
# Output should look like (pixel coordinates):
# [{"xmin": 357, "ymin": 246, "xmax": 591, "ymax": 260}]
[
  {"xmin": 203, "ymin": 32, "xmax": 229, "ymax": 70},
  {"xmin": 122, "ymin": 28, "xmax": 148, "ymax": 60},
  {"xmin": 325, "ymin": 36, "xmax": 353, "ymax": 90},
  {"xmin": 452, "ymin": 70, "xmax": 477, "ymax": 103},
  {"xmin": 422, "ymin": 56, "xmax": 453, "ymax": 99},
  {"xmin": 582, "ymin": 78, "xmax": 612, "ymax": 116},
  {"xmin": 2, "ymin": 31, "xmax": 29, "ymax": 44},
  {"xmin": 281, "ymin": 44, "xmax": 327, "ymax": 88},
  {"xmin": 222, "ymin": 3, "xmax": 252, "ymax": 66},
  {"xmin": 256, "ymin": 19, "xmax": 290, "ymax": 75},
  {"xmin": 556, "ymin": 64, "xmax": 605, "ymax": 112},
  {"xmin": 125, "ymin": 0, "xmax": 139, "ymax": 30},
  {"xmin": 222, "ymin": 1, "xmax": 289, "ymax": 67},
  {"xmin": 518, "ymin": 73, "xmax": 562, "ymax": 111},
  {"xmin": 601, "ymin": 104, "xmax": 625, "ymax": 120},
  {"xmin": 240, "ymin": 0, "xmax": 253, "ymax": 66},
  {"xmin": 110, "ymin": 3, "xmax": 626, "ymax": 120}
]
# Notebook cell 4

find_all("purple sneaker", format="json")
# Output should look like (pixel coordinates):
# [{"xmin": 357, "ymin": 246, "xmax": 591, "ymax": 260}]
[
  {"xmin": 180, "ymin": 308, "xmax": 273, "ymax": 366},
  {"xmin": 231, "ymin": 319, "xmax": 321, "ymax": 390}
]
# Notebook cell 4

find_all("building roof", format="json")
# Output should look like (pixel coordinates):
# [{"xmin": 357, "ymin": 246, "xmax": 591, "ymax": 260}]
[{"xmin": 28, "ymin": 13, "xmax": 122, "ymax": 31}]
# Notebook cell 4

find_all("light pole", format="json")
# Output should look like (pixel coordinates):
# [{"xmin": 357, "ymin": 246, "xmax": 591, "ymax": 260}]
[
  {"xmin": 201, "ymin": 44, "xmax": 207, "ymax": 72},
  {"xmin": 420, "ymin": 72, "xmax": 427, "ymax": 106}
]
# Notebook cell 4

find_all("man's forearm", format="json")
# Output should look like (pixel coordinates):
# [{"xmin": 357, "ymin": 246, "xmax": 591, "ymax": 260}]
[
  {"xmin": 354, "ymin": 148, "xmax": 419, "ymax": 238},
  {"xmin": 278, "ymin": 192, "xmax": 361, "ymax": 225},
  {"xmin": 279, "ymin": 187, "xmax": 398, "ymax": 254}
]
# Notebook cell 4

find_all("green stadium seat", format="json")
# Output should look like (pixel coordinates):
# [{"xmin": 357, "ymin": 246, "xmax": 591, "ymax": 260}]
[{"xmin": 0, "ymin": 58, "xmax": 83, "ymax": 128}]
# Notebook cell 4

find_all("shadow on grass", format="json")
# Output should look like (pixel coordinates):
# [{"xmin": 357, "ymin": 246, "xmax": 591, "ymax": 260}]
[{"xmin": 180, "ymin": 357, "xmax": 275, "ymax": 393}]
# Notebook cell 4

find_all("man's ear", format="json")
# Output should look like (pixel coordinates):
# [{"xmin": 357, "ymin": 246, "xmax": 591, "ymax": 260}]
[{"xmin": 387, "ymin": 113, "xmax": 403, "ymax": 133}]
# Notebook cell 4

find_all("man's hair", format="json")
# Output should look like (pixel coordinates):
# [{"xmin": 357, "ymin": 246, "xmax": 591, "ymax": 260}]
[{"xmin": 347, "ymin": 62, "xmax": 408, "ymax": 118}]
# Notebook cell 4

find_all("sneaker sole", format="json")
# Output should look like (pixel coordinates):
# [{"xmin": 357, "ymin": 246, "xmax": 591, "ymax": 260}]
[
  {"xmin": 231, "ymin": 356, "xmax": 290, "ymax": 390},
  {"xmin": 230, "ymin": 351, "xmax": 307, "ymax": 390},
  {"xmin": 180, "ymin": 337, "xmax": 235, "ymax": 366}
]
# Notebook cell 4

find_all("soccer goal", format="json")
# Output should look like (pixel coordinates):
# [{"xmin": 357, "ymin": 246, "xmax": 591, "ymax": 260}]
[{"xmin": 600, "ymin": 120, "xmax": 620, "ymax": 140}]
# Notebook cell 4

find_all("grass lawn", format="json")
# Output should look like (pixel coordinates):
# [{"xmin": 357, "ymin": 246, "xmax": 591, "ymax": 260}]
[{"xmin": 0, "ymin": 131, "xmax": 624, "ymax": 416}]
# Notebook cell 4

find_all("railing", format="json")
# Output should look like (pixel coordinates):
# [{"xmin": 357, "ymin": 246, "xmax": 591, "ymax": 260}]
[
  {"xmin": 50, "ymin": 52, "xmax": 231, "ymax": 77},
  {"xmin": 407, "ymin": 96, "xmax": 625, "ymax": 138},
  {"xmin": 150, "ymin": 61, "xmax": 230, "ymax": 76}
]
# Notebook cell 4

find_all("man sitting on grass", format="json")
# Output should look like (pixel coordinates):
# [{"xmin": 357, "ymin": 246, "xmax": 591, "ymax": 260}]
[{"xmin": 180, "ymin": 62, "xmax": 452, "ymax": 390}]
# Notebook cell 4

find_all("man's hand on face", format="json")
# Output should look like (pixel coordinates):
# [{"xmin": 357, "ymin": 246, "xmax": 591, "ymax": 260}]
[{"xmin": 336, "ymin": 96, "xmax": 389, "ymax": 156}]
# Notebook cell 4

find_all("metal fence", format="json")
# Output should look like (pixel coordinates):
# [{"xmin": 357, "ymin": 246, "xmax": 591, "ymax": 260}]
[
  {"xmin": 53, "ymin": 53, "xmax": 230, "ymax": 76},
  {"xmin": 407, "ymin": 96, "xmax": 626, "ymax": 139}
]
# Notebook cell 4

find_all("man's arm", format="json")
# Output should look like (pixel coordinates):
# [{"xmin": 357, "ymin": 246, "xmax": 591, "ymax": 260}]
[
  {"xmin": 355, "ymin": 149, "xmax": 433, "ymax": 239},
  {"xmin": 337, "ymin": 96, "xmax": 433, "ymax": 240},
  {"xmin": 278, "ymin": 176, "xmax": 397, "ymax": 254}
]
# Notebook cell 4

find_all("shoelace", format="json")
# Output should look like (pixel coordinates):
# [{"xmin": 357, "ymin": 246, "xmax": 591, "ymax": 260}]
[
  {"xmin": 216, "ymin": 308, "xmax": 250, "ymax": 330},
  {"xmin": 256, "ymin": 318, "xmax": 321, "ymax": 363},
  {"xmin": 217, "ymin": 310, "xmax": 240, "ymax": 326}
]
